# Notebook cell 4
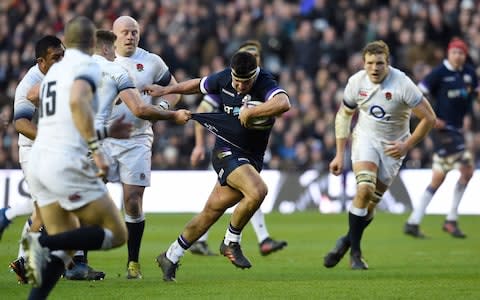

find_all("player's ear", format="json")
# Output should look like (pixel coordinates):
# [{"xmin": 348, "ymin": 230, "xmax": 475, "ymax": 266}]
[{"xmin": 36, "ymin": 57, "xmax": 45, "ymax": 68}]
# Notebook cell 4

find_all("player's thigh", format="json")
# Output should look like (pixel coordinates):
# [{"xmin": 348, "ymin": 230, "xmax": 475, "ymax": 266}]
[
  {"xmin": 117, "ymin": 143, "xmax": 151, "ymax": 186},
  {"xmin": 226, "ymin": 164, "xmax": 267, "ymax": 200},
  {"xmin": 204, "ymin": 182, "xmax": 243, "ymax": 211},
  {"xmin": 39, "ymin": 201, "xmax": 80, "ymax": 235},
  {"xmin": 74, "ymin": 193, "xmax": 125, "ymax": 235}
]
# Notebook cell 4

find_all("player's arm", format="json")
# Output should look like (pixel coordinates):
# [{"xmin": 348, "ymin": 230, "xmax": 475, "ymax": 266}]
[
  {"xmin": 15, "ymin": 85, "xmax": 38, "ymax": 140},
  {"xmin": 70, "ymin": 79, "xmax": 97, "ymax": 142},
  {"xmin": 120, "ymin": 87, "xmax": 190, "ymax": 124},
  {"xmin": 239, "ymin": 92, "xmax": 290, "ymax": 125},
  {"xmin": 406, "ymin": 97, "xmax": 436, "ymax": 149},
  {"xmin": 70, "ymin": 78, "xmax": 109, "ymax": 176},
  {"xmin": 334, "ymin": 103, "xmax": 356, "ymax": 156},
  {"xmin": 26, "ymin": 83, "xmax": 41, "ymax": 107},
  {"xmin": 156, "ymin": 75, "xmax": 181, "ymax": 109},
  {"xmin": 14, "ymin": 118, "xmax": 36, "ymax": 140},
  {"xmin": 144, "ymin": 78, "xmax": 202, "ymax": 97},
  {"xmin": 329, "ymin": 103, "xmax": 356, "ymax": 176}
]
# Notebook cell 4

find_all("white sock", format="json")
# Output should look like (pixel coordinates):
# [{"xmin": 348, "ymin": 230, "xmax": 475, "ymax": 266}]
[
  {"xmin": 349, "ymin": 205, "xmax": 368, "ymax": 217},
  {"xmin": 166, "ymin": 240, "xmax": 185, "ymax": 264},
  {"xmin": 408, "ymin": 187, "xmax": 434, "ymax": 224},
  {"xmin": 224, "ymin": 229, "xmax": 241, "ymax": 244},
  {"xmin": 5, "ymin": 201, "xmax": 34, "ymax": 221},
  {"xmin": 197, "ymin": 231, "xmax": 209, "ymax": 242},
  {"xmin": 17, "ymin": 219, "xmax": 31, "ymax": 258},
  {"xmin": 74, "ymin": 250, "xmax": 84, "ymax": 257},
  {"xmin": 446, "ymin": 182, "xmax": 466, "ymax": 221},
  {"xmin": 250, "ymin": 209, "xmax": 269, "ymax": 243}
]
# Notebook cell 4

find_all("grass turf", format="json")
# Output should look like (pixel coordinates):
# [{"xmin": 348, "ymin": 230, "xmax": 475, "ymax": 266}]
[{"xmin": 0, "ymin": 212, "xmax": 479, "ymax": 299}]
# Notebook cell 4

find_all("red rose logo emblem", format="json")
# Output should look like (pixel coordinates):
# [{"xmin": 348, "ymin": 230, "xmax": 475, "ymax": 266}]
[
  {"xmin": 385, "ymin": 92, "xmax": 392, "ymax": 100},
  {"xmin": 136, "ymin": 63, "xmax": 144, "ymax": 72}
]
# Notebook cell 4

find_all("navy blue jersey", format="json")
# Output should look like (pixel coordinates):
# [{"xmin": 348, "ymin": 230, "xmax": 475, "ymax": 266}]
[
  {"xmin": 419, "ymin": 60, "xmax": 478, "ymax": 129},
  {"xmin": 197, "ymin": 68, "xmax": 286, "ymax": 158}
]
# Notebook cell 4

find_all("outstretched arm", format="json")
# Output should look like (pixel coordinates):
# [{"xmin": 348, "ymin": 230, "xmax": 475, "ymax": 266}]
[{"xmin": 144, "ymin": 78, "xmax": 202, "ymax": 97}]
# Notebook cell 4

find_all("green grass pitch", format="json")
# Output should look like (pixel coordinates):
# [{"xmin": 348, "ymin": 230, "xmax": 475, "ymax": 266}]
[{"xmin": 1, "ymin": 212, "xmax": 479, "ymax": 299}]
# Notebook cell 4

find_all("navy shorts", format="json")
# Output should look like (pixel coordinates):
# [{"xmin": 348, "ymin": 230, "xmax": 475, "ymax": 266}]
[{"xmin": 211, "ymin": 146, "xmax": 263, "ymax": 186}]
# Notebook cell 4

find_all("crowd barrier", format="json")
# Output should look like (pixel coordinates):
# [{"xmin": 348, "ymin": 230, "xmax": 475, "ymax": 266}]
[{"xmin": 0, "ymin": 169, "xmax": 478, "ymax": 214}]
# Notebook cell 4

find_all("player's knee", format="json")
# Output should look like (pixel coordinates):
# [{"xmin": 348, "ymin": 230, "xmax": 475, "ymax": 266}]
[
  {"xmin": 247, "ymin": 181, "xmax": 268, "ymax": 202},
  {"xmin": 106, "ymin": 226, "xmax": 128, "ymax": 249},
  {"xmin": 355, "ymin": 171, "xmax": 376, "ymax": 201}
]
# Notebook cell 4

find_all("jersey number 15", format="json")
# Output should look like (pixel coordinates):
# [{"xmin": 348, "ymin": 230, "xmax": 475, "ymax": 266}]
[{"xmin": 39, "ymin": 81, "xmax": 57, "ymax": 118}]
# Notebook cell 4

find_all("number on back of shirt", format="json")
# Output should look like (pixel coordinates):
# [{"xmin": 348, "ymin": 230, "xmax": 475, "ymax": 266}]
[{"xmin": 40, "ymin": 81, "xmax": 56, "ymax": 118}]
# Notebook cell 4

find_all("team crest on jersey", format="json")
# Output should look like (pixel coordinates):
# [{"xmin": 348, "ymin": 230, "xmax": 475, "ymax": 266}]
[
  {"xmin": 68, "ymin": 192, "xmax": 82, "ymax": 201},
  {"xmin": 385, "ymin": 91, "xmax": 392, "ymax": 100},
  {"xmin": 241, "ymin": 94, "xmax": 252, "ymax": 104},
  {"xmin": 136, "ymin": 63, "xmax": 144, "ymax": 72}
]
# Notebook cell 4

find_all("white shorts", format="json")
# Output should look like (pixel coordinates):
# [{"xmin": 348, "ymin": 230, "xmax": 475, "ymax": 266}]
[
  {"xmin": 102, "ymin": 136, "xmax": 152, "ymax": 187},
  {"xmin": 26, "ymin": 147, "xmax": 108, "ymax": 210},
  {"xmin": 351, "ymin": 131, "xmax": 404, "ymax": 186},
  {"xmin": 20, "ymin": 159, "xmax": 37, "ymax": 203}
]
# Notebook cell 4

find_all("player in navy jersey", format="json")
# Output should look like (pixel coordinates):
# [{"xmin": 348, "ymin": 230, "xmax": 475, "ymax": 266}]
[
  {"xmin": 144, "ymin": 51, "xmax": 290, "ymax": 281},
  {"xmin": 405, "ymin": 38, "xmax": 479, "ymax": 239},
  {"xmin": 189, "ymin": 40, "xmax": 287, "ymax": 257}
]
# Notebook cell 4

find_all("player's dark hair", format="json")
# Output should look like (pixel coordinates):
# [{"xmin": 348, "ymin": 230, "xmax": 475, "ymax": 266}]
[
  {"xmin": 230, "ymin": 51, "xmax": 257, "ymax": 79},
  {"xmin": 35, "ymin": 35, "xmax": 63, "ymax": 59},
  {"xmin": 96, "ymin": 30, "xmax": 116, "ymax": 50},
  {"xmin": 362, "ymin": 40, "xmax": 390, "ymax": 63}
]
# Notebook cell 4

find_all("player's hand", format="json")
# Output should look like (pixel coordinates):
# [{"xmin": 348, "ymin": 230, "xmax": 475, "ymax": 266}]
[
  {"xmin": 108, "ymin": 114, "xmax": 133, "ymax": 139},
  {"xmin": 329, "ymin": 155, "xmax": 344, "ymax": 176},
  {"xmin": 92, "ymin": 150, "xmax": 109, "ymax": 178},
  {"xmin": 384, "ymin": 140, "xmax": 408, "ymax": 159},
  {"xmin": 143, "ymin": 84, "xmax": 167, "ymax": 97},
  {"xmin": 434, "ymin": 118, "xmax": 446, "ymax": 129},
  {"xmin": 238, "ymin": 103, "xmax": 252, "ymax": 127},
  {"xmin": 27, "ymin": 83, "xmax": 41, "ymax": 107},
  {"xmin": 172, "ymin": 109, "xmax": 191, "ymax": 125},
  {"xmin": 190, "ymin": 145, "xmax": 205, "ymax": 167}
]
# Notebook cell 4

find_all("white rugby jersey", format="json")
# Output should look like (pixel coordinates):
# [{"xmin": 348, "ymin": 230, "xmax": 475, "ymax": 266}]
[
  {"xmin": 112, "ymin": 47, "xmax": 170, "ymax": 137},
  {"xmin": 93, "ymin": 54, "xmax": 135, "ymax": 128},
  {"xmin": 344, "ymin": 66, "xmax": 423, "ymax": 141},
  {"xmin": 13, "ymin": 64, "xmax": 43, "ymax": 148},
  {"xmin": 34, "ymin": 48, "xmax": 101, "ymax": 154}
]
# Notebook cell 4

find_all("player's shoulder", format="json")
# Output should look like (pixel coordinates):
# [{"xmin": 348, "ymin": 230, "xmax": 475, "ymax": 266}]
[
  {"xmin": 135, "ymin": 47, "xmax": 162, "ymax": 61},
  {"xmin": 346, "ymin": 69, "xmax": 367, "ymax": 87},
  {"xmin": 19, "ymin": 65, "xmax": 43, "ymax": 85}
]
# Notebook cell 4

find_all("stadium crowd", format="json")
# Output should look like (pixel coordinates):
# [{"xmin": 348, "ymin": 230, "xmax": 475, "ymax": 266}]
[{"xmin": 1, "ymin": 0, "xmax": 480, "ymax": 171}]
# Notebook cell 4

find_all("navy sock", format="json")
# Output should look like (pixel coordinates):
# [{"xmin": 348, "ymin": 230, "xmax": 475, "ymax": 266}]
[
  {"xmin": 39, "ymin": 226, "xmax": 105, "ymax": 251},
  {"xmin": 126, "ymin": 220, "xmax": 145, "ymax": 262}
]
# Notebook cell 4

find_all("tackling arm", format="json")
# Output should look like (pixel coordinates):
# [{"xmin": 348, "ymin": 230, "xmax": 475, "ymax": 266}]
[{"xmin": 144, "ymin": 78, "xmax": 202, "ymax": 97}]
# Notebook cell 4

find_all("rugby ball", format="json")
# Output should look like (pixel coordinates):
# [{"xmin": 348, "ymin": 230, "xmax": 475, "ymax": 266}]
[{"xmin": 241, "ymin": 100, "xmax": 272, "ymax": 129}]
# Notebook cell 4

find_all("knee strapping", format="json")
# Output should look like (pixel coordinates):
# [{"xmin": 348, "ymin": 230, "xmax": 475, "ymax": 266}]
[
  {"xmin": 371, "ymin": 190, "xmax": 383, "ymax": 204},
  {"xmin": 355, "ymin": 170, "xmax": 377, "ymax": 188}
]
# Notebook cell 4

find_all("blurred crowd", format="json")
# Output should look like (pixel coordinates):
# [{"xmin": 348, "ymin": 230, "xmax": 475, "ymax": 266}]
[{"xmin": 1, "ymin": 0, "xmax": 480, "ymax": 172}]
